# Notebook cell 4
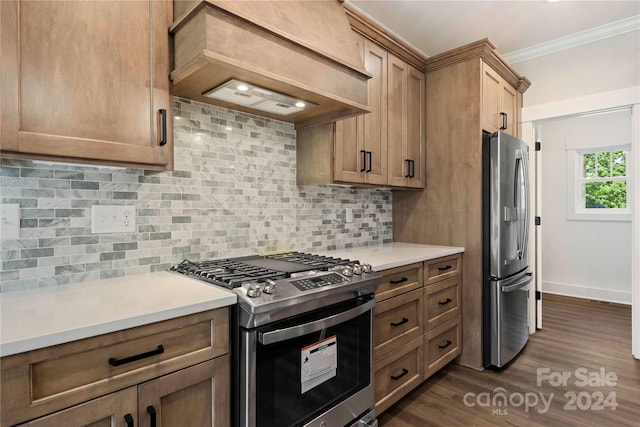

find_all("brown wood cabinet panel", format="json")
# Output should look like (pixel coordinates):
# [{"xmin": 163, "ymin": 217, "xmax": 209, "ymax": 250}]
[
  {"xmin": 17, "ymin": 387, "xmax": 137, "ymax": 427},
  {"xmin": 362, "ymin": 39, "xmax": 388, "ymax": 185},
  {"xmin": 501, "ymin": 83, "xmax": 518, "ymax": 136},
  {"xmin": 0, "ymin": 0, "xmax": 172, "ymax": 170},
  {"xmin": 424, "ymin": 315, "xmax": 462, "ymax": 379},
  {"xmin": 376, "ymin": 262, "xmax": 423, "ymax": 301},
  {"xmin": 482, "ymin": 63, "xmax": 501, "ymax": 134},
  {"xmin": 373, "ymin": 335, "xmax": 423, "ymax": 415},
  {"xmin": 425, "ymin": 275, "xmax": 461, "ymax": 331},
  {"xmin": 387, "ymin": 56, "xmax": 425, "ymax": 188},
  {"xmin": 425, "ymin": 253, "xmax": 462, "ymax": 285},
  {"xmin": 138, "ymin": 356, "xmax": 230, "ymax": 427},
  {"xmin": 2, "ymin": 308, "xmax": 228, "ymax": 427},
  {"xmin": 374, "ymin": 289, "xmax": 423, "ymax": 359}
]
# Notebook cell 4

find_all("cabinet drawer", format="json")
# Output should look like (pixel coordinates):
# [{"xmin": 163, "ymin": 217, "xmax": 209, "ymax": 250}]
[
  {"xmin": 374, "ymin": 289, "xmax": 423, "ymax": 359},
  {"xmin": 424, "ymin": 315, "xmax": 461, "ymax": 379},
  {"xmin": 1, "ymin": 308, "xmax": 229, "ymax": 427},
  {"xmin": 376, "ymin": 262, "xmax": 423, "ymax": 301},
  {"xmin": 425, "ymin": 275, "xmax": 461, "ymax": 331},
  {"xmin": 425, "ymin": 254, "xmax": 461, "ymax": 285},
  {"xmin": 374, "ymin": 335, "xmax": 423, "ymax": 414}
]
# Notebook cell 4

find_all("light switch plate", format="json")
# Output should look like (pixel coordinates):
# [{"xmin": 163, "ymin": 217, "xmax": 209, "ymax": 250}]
[
  {"xmin": 91, "ymin": 205, "xmax": 136, "ymax": 233},
  {"xmin": 0, "ymin": 204, "xmax": 20, "ymax": 239}
]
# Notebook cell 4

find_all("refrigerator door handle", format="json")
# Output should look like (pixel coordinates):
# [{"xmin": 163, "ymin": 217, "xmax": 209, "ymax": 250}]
[
  {"xmin": 522, "ymin": 150, "xmax": 530, "ymax": 262},
  {"xmin": 501, "ymin": 273, "xmax": 533, "ymax": 293}
]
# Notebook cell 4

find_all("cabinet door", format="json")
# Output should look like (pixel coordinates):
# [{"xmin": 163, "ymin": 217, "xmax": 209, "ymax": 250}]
[
  {"xmin": 501, "ymin": 83, "xmax": 518, "ymax": 137},
  {"xmin": 362, "ymin": 39, "xmax": 388, "ymax": 185},
  {"xmin": 334, "ymin": 32, "xmax": 365, "ymax": 184},
  {"xmin": 0, "ymin": 0, "xmax": 172, "ymax": 170},
  {"xmin": 405, "ymin": 65, "xmax": 425, "ymax": 188},
  {"xmin": 386, "ymin": 54, "xmax": 408, "ymax": 187},
  {"xmin": 19, "ymin": 387, "xmax": 137, "ymax": 427},
  {"xmin": 138, "ymin": 356, "xmax": 230, "ymax": 427},
  {"xmin": 482, "ymin": 62, "xmax": 501, "ymax": 134}
]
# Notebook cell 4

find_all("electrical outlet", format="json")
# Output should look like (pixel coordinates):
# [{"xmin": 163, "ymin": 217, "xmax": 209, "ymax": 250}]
[
  {"xmin": 1, "ymin": 204, "xmax": 20, "ymax": 239},
  {"xmin": 91, "ymin": 205, "xmax": 136, "ymax": 234}
]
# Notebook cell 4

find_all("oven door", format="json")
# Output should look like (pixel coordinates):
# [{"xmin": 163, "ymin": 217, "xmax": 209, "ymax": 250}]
[{"xmin": 239, "ymin": 295, "xmax": 375, "ymax": 427}]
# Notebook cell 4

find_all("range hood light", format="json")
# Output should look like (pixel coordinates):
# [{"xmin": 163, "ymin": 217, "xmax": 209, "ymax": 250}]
[{"xmin": 203, "ymin": 79, "xmax": 318, "ymax": 117}]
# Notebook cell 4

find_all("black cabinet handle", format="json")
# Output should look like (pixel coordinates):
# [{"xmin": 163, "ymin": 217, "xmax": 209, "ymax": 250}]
[
  {"xmin": 147, "ymin": 406, "xmax": 157, "ymax": 427},
  {"xmin": 390, "ymin": 277, "xmax": 408, "ymax": 285},
  {"xmin": 108, "ymin": 345, "xmax": 164, "ymax": 367},
  {"xmin": 366, "ymin": 151, "xmax": 372, "ymax": 172},
  {"xmin": 124, "ymin": 414, "xmax": 134, "ymax": 427},
  {"xmin": 391, "ymin": 317, "xmax": 409, "ymax": 327},
  {"xmin": 500, "ymin": 112, "xmax": 507, "ymax": 130},
  {"xmin": 411, "ymin": 160, "xmax": 415, "ymax": 178},
  {"xmin": 439, "ymin": 340, "xmax": 452, "ymax": 350},
  {"xmin": 391, "ymin": 368, "xmax": 409, "ymax": 381},
  {"xmin": 438, "ymin": 298, "xmax": 452, "ymax": 306},
  {"xmin": 404, "ymin": 159, "xmax": 411, "ymax": 178},
  {"xmin": 438, "ymin": 265, "xmax": 452, "ymax": 272},
  {"xmin": 360, "ymin": 150, "xmax": 367, "ymax": 172},
  {"xmin": 159, "ymin": 109, "xmax": 167, "ymax": 146}
]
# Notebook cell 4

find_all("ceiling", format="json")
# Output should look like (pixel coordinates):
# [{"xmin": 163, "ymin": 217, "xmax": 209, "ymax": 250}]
[{"xmin": 349, "ymin": 0, "xmax": 640, "ymax": 59}]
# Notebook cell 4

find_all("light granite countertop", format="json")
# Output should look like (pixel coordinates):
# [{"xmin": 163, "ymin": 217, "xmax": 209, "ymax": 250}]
[
  {"xmin": 0, "ymin": 271, "xmax": 236, "ymax": 357},
  {"xmin": 315, "ymin": 242, "xmax": 464, "ymax": 271}
]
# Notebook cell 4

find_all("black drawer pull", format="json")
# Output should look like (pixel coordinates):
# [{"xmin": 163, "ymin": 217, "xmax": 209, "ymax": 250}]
[
  {"xmin": 500, "ymin": 112, "xmax": 508, "ymax": 130},
  {"xmin": 147, "ymin": 406, "xmax": 157, "ymax": 427},
  {"xmin": 391, "ymin": 317, "xmax": 409, "ymax": 327},
  {"xmin": 438, "ymin": 298, "xmax": 452, "ymax": 306},
  {"xmin": 366, "ymin": 151, "xmax": 372, "ymax": 172},
  {"xmin": 109, "ymin": 345, "xmax": 164, "ymax": 367},
  {"xmin": 124, "ymin": 414, "xmax": 134, "ymax": 427},
  {"xmin": 390, "ymin": 277, "xmax": 408, "ymax": 285},
  {"xmin": 404, "ymin": 159, "xmax": 411, "ymax": 178},
  {"xmin": 159, "ymin": 109, "xmax": 167, "ymax": 146},
  {"xmin": 360, "ymin": 150, "xmax": 367, "ymax": 172},
  {"xmin": 391, "ymin": 368, "xmax": 409, "ymax": 381},
  {"xmin": 438, "ymin": 265, "xmax": 452, "ymax": 272},
  {"xmin": 439, "ymin": 340, "xmax": 452, "ymax": 350}
]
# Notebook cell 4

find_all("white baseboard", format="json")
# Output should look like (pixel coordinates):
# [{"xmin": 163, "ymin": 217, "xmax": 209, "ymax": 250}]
[{"xmin": 542, "ymin": 281, "xmax": 631, "ymax": 305}]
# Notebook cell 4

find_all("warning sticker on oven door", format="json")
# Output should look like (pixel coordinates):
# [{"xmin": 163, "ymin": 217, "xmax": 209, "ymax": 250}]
[{"xmin": 301, "ymin": 335, "xmax": 337, "ymax": 394}]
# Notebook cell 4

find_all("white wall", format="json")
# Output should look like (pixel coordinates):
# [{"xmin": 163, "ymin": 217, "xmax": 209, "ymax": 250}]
[
  {"xmin": 513, "ymin": 31, "xmax": 640, "ymax": 107},
  {"xmin": 538, "ymin": 111, "xmax": 632, "ymax": 304}
]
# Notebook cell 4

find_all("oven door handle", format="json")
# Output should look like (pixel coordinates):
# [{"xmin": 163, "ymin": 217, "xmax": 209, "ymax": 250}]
[{"xmin": 258, "ymin": 298, "xmax": 376, "ymax": 345}]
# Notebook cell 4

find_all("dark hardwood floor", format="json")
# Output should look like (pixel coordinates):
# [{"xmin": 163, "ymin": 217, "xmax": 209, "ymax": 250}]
[{"xmin": 378, "ymin": 294, "xmax": 640, "ymax": 427}]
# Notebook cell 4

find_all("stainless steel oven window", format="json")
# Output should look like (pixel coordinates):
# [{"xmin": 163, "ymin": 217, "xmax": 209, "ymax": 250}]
[{"xmin": 239, "ymin": 296, "xmax": 375, "ymax": 427}]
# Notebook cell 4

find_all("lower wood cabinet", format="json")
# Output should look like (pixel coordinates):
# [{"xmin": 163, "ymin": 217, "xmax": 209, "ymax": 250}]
[
  {"xmin": 373, "ymin": 254, "xmax": 463, "ymax": 414},
  {"xmin": 2, "ymin": 308, "xmax": 230, "ymax": 427}
]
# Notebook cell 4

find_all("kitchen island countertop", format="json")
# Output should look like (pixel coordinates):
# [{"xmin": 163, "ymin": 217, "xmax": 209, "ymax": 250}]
[
  {"xmin": 0, "ymin": 271, "xmax": 236, "ymax": 357},
  {"xmin": 315, "ymin": 242, "xmax": 464, "ymax": 271}
]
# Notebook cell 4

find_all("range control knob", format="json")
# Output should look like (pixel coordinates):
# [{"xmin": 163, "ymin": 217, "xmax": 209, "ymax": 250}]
[
  {"xmin": 362, "ymin": 263, "xmax": 372, "ymax": 273},
  {"xmin": 263, "ymin": 279, "xmax": 277, "ymax": 294},
  {"xmin": 342, "ymin": 266, "xmax": 354, "ymax": 277},
  {"xmin": 246, "ymin": 284, "xmax": 262, "ymax": 298},
  {"xmin": 353, "ymin": 264, "xmax": 363, "ymax": 275}
]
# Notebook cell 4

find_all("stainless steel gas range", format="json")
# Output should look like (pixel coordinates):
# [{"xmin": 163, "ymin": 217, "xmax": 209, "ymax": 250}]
[{"xmin": 170, "ymin": 252, "xmax": 381, "ymax": 427}]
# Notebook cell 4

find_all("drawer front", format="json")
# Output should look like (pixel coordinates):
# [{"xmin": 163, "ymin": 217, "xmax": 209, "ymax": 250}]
[
  {"xmin": 425, "ymin": 275, "xmax": 461, "ymax": 330},
  {"xmin": 1, "ymin": 308, "xmax": 229, "ymax": 427},
  {"xmin": 424, "ymin": 315, "xmax": 461, "ymax": 379},
  {"xmin": 374, "ymin": 289, "xmax": 423, "ymax": 359},
  {"xmin": 374, "ymin": 335, "xmax": 423, "ymax": 414},
  {"xmin": 425, "ymin": 254, "xmax": 461, "ymax": 285},
  {"xmin": 376, "ymin": 263, "xmax": 423, "ymax": 301}
]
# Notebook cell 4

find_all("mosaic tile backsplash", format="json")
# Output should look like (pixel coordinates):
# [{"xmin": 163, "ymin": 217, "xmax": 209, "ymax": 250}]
[{"xmin": 0, "ymin": 98, "xmax": 393, "ymax": 291}]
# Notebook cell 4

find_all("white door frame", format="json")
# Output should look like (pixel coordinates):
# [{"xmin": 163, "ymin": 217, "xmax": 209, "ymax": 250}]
[{"xmin": 521, "ymin": 86, "xmax": 640, "ymax": 359}]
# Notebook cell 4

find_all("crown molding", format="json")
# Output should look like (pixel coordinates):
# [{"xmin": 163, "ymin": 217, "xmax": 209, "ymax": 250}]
[{"xmin": 503, "ymin": 15, "xmax": 640, "ymax": 64}]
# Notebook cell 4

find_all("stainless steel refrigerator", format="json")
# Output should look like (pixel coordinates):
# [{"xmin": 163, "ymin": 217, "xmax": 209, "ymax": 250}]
[{"xmin": 482, "ymin": 131, "xmax": 533, "ymax": 368}]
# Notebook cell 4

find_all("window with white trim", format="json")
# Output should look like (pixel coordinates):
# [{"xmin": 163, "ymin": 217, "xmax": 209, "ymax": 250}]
[{"xmin": 567, "ymin": 145, "xmax": 631, "ymax": 221}]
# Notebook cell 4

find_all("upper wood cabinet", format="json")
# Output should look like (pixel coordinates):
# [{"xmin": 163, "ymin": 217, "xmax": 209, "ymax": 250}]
[
  {"xmin": 334, "ymin": 38, "xmax": 388, "ymax": 185},
  {"xmin": 387, "ymin": 56, "xmax": 425, "ymax": 188},
  {"xmin": 297, "ymin": 33, "xmax": 425, "ymax": 189},
  {"xmin": 482, "ymin": 62, "xmax": 520, "ymax": 136},
  {"xmin": 0, "ymin": 0, "xmax": 173, "ymax": 170}
]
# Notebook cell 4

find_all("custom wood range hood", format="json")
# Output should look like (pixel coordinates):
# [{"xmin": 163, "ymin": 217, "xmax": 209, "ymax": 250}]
[{"xmin": 171, "ymin": 0, "xmax": 372, "ymax": 128}]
